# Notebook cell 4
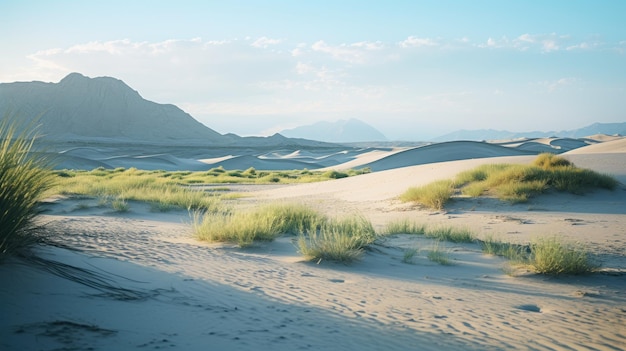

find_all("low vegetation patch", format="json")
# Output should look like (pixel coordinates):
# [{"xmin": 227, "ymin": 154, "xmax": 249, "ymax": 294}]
[
  {"xmin": 296, "ymin": 215, "xmax": 377, "ymax": 263},
  {"xmin": 194, "ymin": 203, "xmax": 322, "ymax": 247},
  {"xmin": 425, "ymin": 226, "xmax": 475, "ymax": 243},
  {"xmin": 53, "ymin": 167, "xmax": 371, "ymax": 212},
  {"xmin": 0, "ymin": 118, "xmax": 55, "ymax": 259},
  {"xmin": 194, "ymin": 202, "xmax": 376, "ymax": 262},
  {"xmin": 400, "ymin": 180, "xmax": 454, "ymax": 210},
  {"xmin": 529, "ymin": 236, "xmax": 599, "ymax": 275},
  {"xmin": 384, "ymin": 220, "xmax": 475, "ymax": 243},
  {"xmin": 480, "ymin": 235, "xmax": 599, "ymax": 275},
  {"xmin": 385, "ymin": 219, "xmax": 427, "ymax": 235},
  {"xmin": 401, "ymin": 153, "xmax": 618, "ymax": 210},
  {"xmin": 479, "ymin": 235, "xmax": 528, "ymax": 261},
  {"xmin": 426, "ymin": 241, "xmax": 453, "ymax": 265}
]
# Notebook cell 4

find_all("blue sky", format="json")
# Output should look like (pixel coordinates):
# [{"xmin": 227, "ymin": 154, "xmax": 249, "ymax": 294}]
[{"xmin": 1, "ymin": 1, "xmax": 625, "ymax": 140}]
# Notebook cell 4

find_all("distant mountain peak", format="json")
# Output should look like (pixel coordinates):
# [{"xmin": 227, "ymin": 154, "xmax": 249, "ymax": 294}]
[{"xmin": 1, "ymin": 72, "xmax": 221, "ymax": 142}]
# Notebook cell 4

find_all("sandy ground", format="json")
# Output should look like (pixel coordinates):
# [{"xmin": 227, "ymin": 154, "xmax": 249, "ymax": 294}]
[{"xmin": 1, "ymin": 137, "xmax": 625, "ymax": 350}]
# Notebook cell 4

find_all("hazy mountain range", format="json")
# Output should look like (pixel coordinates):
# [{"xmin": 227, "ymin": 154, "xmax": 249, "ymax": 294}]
[
  {"xmin": 1, "ymin": 73, "xmax": 623, "ymax": 145},
  {"xmin": 279, "ymin": 119, "xmax": 387, "ymax": 143},
  {"xmin": 431, "ymin": 123, "xmax": 626, "ymax": 142}
]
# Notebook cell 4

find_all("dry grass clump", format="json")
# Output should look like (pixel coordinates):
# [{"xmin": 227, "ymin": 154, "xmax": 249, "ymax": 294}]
[
  {"xmin": 297, "ymin": 215, "xmax": 377, "ymax": 263},
  {"xmin": 480, "ymin": 235, "xmax": 599, "ymax": 275},
  {"xmin": 195, "ymin": 203, "xmax": 377, "ymax": 262},
  {"xmin": 401, "ymin": 153, "xmax": 618, "ymax": 209},
  {"xmin": 0, "ymin": 118, "xmax": 55, "ymax": 259},
  {"xmin": 529, "ymin": 236, "xmax": 599, "ymax": 275},
  {"xmin": 384, "ymin": 220, "xmax": 475, "ymax": 243},
  {"xmin": 194, "ymin": 203, "xmax": 322, "ymax": 247},
  {"xmin": 399, "ymin": 180, "xmax": 454, "ymax": 210},
  {"xmin": 479, "ymin": 235, "xmax": 527, "ymax": 261},
  {"xmin": 424, "ymin": 226, "xmax": 475, "ymax": 243}
]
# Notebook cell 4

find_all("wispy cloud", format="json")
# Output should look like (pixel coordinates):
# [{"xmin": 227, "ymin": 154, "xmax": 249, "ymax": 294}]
[
  {"xmin": 310, "ymin": 40, "xmax": 383, "ymax": 64},
  {"xmin": 537, "ymin": 77, "xmax": 579, "ymax": 93},
  {"xmin": 251, "ymin": 36, "xmax": 282, "ymax": 48},
  {"xmin": 399, "ymin": 36, "xmax": 438, "ymax": 48}
]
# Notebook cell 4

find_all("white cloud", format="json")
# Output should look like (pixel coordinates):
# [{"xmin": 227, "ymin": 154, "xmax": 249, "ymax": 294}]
[
  {"xmin": 517, "ymin": 34, "xmax": 535, "ymax": 43},
  {"xmin": 251, "ymin": 36, "xmax": 282, "ymax": 48},
  {"xmin": 542, "ymin": 40, "xmax": 559, "ymax": 52},
  {"xmin": 399, "ymin": 36, "xmax": 438, "ymax": 48},
  {"xmin": 310, "ymin": 40, "xmax": 382, "ymax": 64},
  {"xmin": 295, "ymin": 62, "xmax": 314, "ymax": 75}
]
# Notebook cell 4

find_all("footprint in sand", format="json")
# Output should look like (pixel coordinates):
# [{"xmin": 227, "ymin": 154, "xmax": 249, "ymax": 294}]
[
  {"xmin": 515, "ymin": 304, "xmax": 542, "ymax": 313},
  {"xmin": 328, "ymin": 278, "xmax": 345, "ymax": 283}
]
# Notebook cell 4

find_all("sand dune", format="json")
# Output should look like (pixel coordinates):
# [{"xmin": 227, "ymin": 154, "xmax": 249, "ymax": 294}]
[
  {"xmin": 352, "ymin": 141, "xmax": 534, "ymax": 171},
  {"xmin": 2, "ymin": 136, "xmax": 625, "ymax": 350},
  {"xmin": 49, "ymin": 136, "xmax": 617, "ymax": 172}
]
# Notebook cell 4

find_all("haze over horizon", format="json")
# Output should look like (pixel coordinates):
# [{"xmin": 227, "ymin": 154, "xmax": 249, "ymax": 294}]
[{"xmin": 1, "ymin": 1, "xmax": 625, "ymax": 141}]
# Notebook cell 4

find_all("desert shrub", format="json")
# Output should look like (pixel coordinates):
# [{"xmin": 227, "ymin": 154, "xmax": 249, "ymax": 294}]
[
  {"xmin": 0, "ymin": 119, "xmax": 55, "ymax": 259},
  {"xmin": 400, "ymin": 180, "xmax": 454, "ymax": 210},
  {"xmin": 297, "ymin": 215, "xmax": 377, "ymax": 263},
  {"xmin": 529, "ymin": 236, "xmax": 599, "ymax": 275}
]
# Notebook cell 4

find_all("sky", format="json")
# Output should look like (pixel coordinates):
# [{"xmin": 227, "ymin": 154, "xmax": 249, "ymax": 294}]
[{"xmin": 1, "ymin": 1, "xmax": 625, "ymax": 140}]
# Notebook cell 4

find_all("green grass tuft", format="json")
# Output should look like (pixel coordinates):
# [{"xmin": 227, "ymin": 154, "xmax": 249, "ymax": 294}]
[
  {"xmin": 424, "ymin": 225, "xmax": 475, "ymax": 243},
  {"xmin": 400, "ymin": 180, "xmax": 454, "ymax": 210},
  {"xmin": 426, "ymin": 241, "xmax": 453, "ymax": 265},
  {"xmin": 529, "ymin": 236, "xmax": 599, "ymax": 275},
  {"xmin": 402, "ymin": 247, "xmax": 419, "ymax": 264},
  {"xmin": 0, "ymin": 117, "xmax": 55, "ymax": 259},
  {"xmin": 385, "ymin": 219, "xmax": 427, "ymax": 235},
  {"xmin": 194, "ymin": 203, "xmax": 324, "ymax": 247},
  {"xmin": 296, "ymin": 215, "xmax": 377, "ymax": 263}
]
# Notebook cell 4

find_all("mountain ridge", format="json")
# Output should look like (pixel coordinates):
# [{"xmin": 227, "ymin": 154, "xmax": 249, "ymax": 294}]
[{"xmin": 0, "ymin": 73, "xmax": 334, "ymax": 148}]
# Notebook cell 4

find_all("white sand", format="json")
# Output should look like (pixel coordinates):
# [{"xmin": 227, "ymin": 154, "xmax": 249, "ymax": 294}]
[{"xmin": 2, "ymin": 137, "xmax": 625, "ymax": 350}]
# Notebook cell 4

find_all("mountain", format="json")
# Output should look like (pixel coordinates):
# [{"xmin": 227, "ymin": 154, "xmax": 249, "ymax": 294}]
[
  {"xmin": 0, "ymin": 73, "xmax": 336, "ymax": 148},
  {"xmin": 0, "ymin": 73, "xmax": 224, "ymax": 143},
  {"xmin": 280, "ymin": 119, "xmax": 387, "ymax": 142},
  {"xmin": 432, "ymin": 122, "xmax": 626, "ymax": 142}
]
